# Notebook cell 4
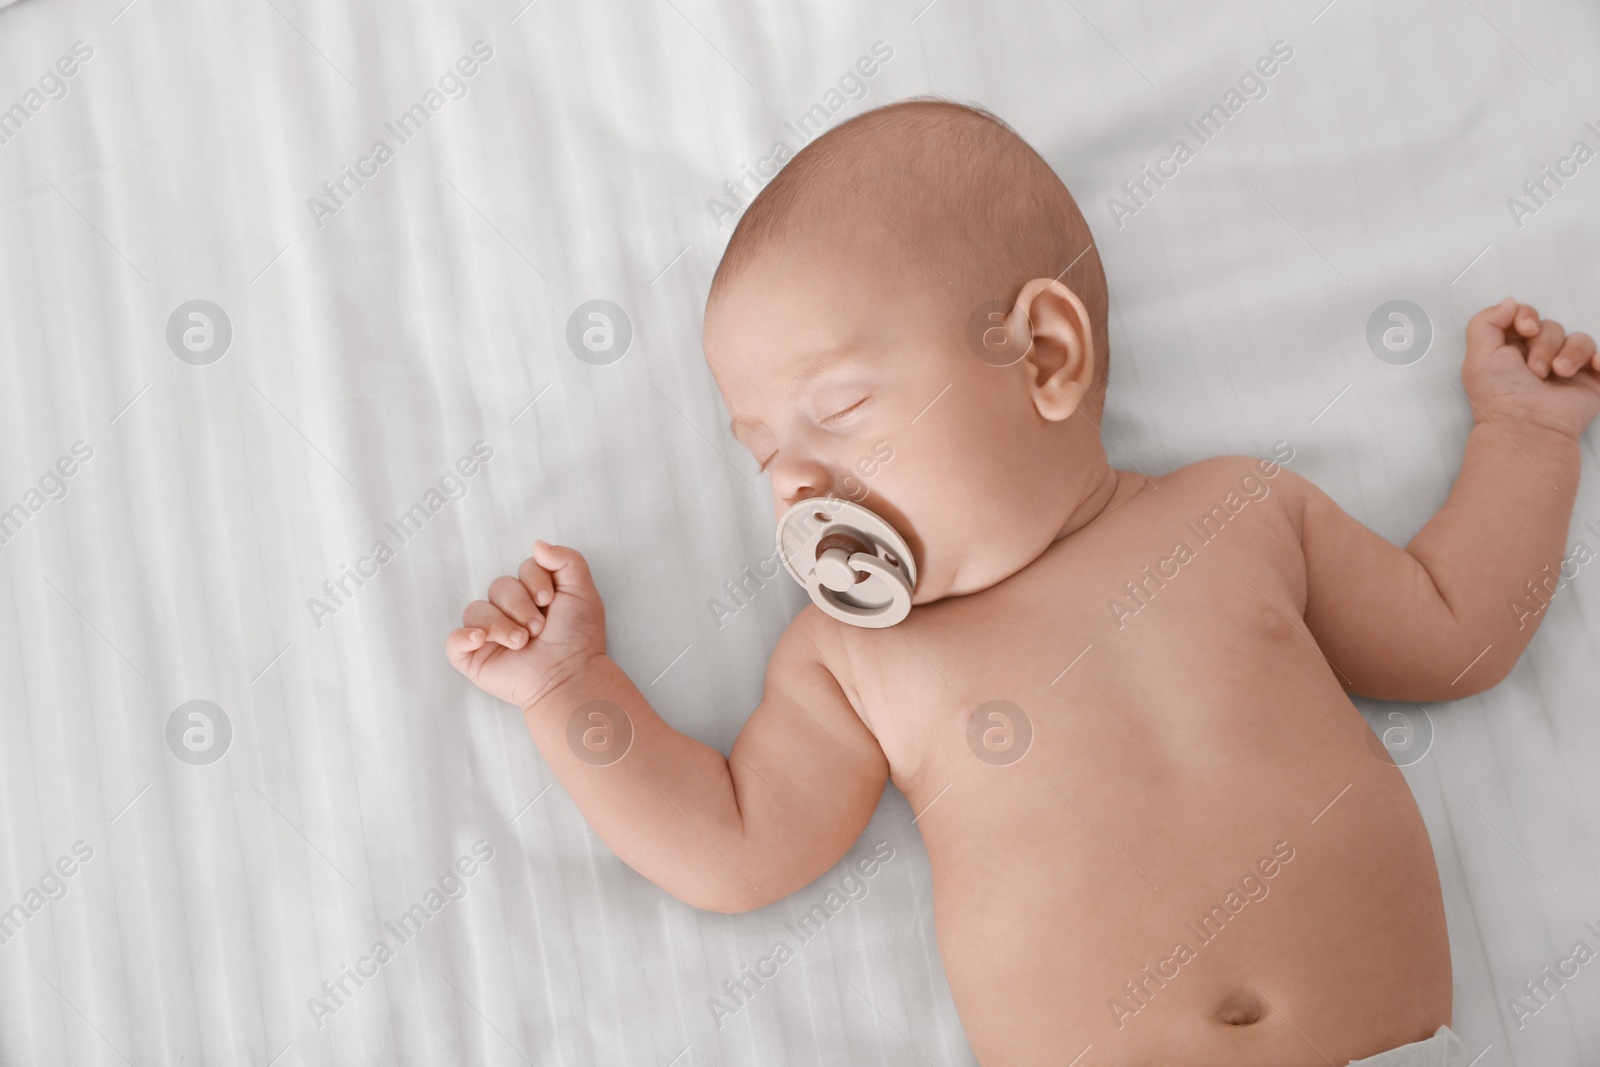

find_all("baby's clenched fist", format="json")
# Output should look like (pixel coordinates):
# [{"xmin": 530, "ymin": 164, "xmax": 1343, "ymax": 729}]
[
  {"xmin": 445, "ymin": 540, "xmax": 608, "ymax": 712},
  {"xmin": 1463, "ymin": 297, "xmax": 1600, "ymax": 440}
]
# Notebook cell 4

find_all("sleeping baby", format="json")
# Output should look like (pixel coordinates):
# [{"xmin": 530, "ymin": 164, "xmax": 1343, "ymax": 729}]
[{"xmin": 446, "ymin": 100, "xmax": 1600, "ymax": 1064}]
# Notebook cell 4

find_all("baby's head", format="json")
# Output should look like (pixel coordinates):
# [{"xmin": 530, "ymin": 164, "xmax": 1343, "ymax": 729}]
[{"xmin": 704, "ymin": 99, "xmax": 1110, "ymax": 603}]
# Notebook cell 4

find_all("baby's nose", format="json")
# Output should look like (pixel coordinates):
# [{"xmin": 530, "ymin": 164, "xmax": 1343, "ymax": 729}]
[{"xmin": 769, "ymin": 454, "xmax": 835, "ymax": 510}]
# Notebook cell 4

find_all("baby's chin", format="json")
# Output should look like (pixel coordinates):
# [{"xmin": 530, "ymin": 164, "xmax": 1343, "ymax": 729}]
[{"xmin": 912, "ymin": 539, "xmax": 1052, "ymax": 604}]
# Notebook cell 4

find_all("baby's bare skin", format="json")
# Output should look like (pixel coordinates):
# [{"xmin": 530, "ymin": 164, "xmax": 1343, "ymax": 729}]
[
  {"xmin": 827, "ymin": 456, "xmax": 1451, "ymax": 1062},
  {"xmin": 447, "ymin": 106, "xmax": 1600, "ymax": 1063}
]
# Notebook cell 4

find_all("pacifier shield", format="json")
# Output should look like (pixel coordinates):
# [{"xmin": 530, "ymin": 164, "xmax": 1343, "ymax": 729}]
[{"xmin": 776, "ymin": 497, "xmax": 916, "ymax": 628}]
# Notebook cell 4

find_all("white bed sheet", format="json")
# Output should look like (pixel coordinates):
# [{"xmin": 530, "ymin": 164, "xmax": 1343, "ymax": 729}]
[{"xmin": 1, "ymin": 0, "xmax": 1599, "ymax": 1063}]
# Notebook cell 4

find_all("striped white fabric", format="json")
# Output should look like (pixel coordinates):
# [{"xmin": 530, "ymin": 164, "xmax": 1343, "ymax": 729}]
[{"xmin": 0, "ymin": 0, "xmax": 1598, "ymax": 1064}]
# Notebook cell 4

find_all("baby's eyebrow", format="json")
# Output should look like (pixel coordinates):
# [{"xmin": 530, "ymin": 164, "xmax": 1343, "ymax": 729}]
[{"xmin": 789, "ymin": 343, "xmax": 868, "ymax": 385}]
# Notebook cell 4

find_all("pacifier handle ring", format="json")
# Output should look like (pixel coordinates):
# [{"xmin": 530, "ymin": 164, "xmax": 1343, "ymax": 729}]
[
  {"xmin": 804, "ymin": 552, "xmax": 912, "ymax": 628},
  {"xmin": 776, "ymin": 496, "xmax": 917, "ymax": 628}
]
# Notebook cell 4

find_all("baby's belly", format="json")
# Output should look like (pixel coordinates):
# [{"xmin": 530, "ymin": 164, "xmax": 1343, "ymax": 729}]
[{"xmin": 907, "ymin": 684, "xmax": 1450, "ymax": 1066}]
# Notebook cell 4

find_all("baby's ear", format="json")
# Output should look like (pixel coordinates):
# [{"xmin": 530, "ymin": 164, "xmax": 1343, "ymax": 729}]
[{"xmin": 1014, "ymin": 278, "xmax": 1097, "ymax": 421}]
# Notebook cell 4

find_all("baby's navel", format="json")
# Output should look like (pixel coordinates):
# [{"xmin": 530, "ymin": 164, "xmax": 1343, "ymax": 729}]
[{"xmin": 1214, "ymin": 989, "xmax": 1265, "ymax": 1025}]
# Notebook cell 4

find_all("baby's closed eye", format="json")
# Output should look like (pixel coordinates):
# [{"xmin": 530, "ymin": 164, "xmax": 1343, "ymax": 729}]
[{"xmin": 820, "ymin": 396, "xmax": 870, "ymax": 424}]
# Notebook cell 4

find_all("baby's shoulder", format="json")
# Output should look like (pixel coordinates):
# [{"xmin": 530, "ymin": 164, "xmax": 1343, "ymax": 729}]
[
  {"xmin": 1148, "ymin": 449, "xmax": 1309, "ymax": 537},
  {"xmin": 769, "ymin": 601, "xmax": 867, "ymax": 703},
  {"xmin": 1155, "ymin": 445, "xmax": 1302, "ymax": 501}
]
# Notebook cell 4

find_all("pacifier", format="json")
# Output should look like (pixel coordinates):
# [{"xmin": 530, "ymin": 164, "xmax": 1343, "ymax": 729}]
[{"xmin": 776, "ymin": 496, "xmax": 917, "ymax": 628}]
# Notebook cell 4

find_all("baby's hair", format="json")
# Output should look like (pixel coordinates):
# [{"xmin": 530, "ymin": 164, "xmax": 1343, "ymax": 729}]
[{"xmin": 708, "ymin": 96, "xmax": 1109, "ymax": 407}]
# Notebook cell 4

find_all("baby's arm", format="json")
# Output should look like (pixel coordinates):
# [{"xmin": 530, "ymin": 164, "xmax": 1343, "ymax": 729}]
[
  {"xmin": 1283, "ymin": 298, "xmax": 1599, "ymax": 701},
  {"xmin": 446, "ymin": 542, "xmax": 888, "ymax": 912}
]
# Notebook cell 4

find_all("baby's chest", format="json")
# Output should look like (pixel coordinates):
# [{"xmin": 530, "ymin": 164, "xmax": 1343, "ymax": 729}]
[{"xmin": 846, "ymin": 521, "xmax": 1311, "ymax": 787}]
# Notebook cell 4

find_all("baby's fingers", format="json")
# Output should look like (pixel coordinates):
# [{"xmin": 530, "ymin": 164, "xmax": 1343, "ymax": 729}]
[
  {"xmin": 462, "ymin": 600, "xmax": 529, "ymax": 649},
  {"xmin": 1467, "ymin": 297, "xmax": 1519, "ymax": 353},
  {"xmin": 1514, "ymin": 303, "xmax": 1542, "ymax": 338},
  {"xmin": 489, "ymin": 575, "xmax": 544, "ymax": 633},
  {"xmin": 532, "ymin": 540, "xmax": 599, "ymax": 600},
  {"xmin": 1550, "ymin": 332, "xmax": 1597, "ymax": 377},
  {"xmin": 445, "ymin": 626, "xmax": 490, "ymax": 671},
  {"xmin": 1527, "ymin": 319, "xmax": 1566, "ymax": 377},
  {"xmin": 518, "ymin": 554, "xmax": 556, "ymax": 608}
]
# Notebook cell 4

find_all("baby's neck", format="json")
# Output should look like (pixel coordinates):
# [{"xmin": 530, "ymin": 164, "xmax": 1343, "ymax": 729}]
[{"xmin": 1053, "ymin": 464, "xmax": 1146, "ymax": 543}]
